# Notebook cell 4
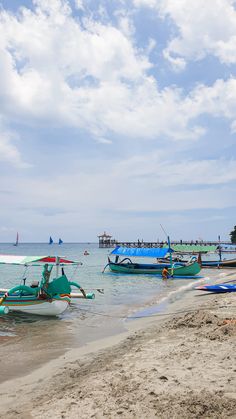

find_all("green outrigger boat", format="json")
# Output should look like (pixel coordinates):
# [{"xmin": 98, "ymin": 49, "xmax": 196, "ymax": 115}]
[
  {"xmin": 0, "ymin": 255, "xmax": 95, "ymax": 316},
  {"xmin": 104, "ymin": 245, "xmax": 201, "ymax": 277}
]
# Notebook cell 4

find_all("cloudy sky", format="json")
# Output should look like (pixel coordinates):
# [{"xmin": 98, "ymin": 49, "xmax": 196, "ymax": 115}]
[{"xmin": 0, "ymin": 0, "xmax": 236, "ymax": 243}]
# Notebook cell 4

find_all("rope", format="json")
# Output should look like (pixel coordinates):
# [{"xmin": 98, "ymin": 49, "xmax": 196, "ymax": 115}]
[{"xmin": 69, "ymin": 264, "xmax": 80, "ymax": 281}]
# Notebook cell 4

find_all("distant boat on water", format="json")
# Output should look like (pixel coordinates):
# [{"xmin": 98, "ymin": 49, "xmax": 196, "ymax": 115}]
[
  {"xmin": 13, "ymin": 232, "xmax": 19, "ymax": 247},
  {"xmin": 49, "ymin": 236, "xmax": 53, "ymax": 245},
  {"xmin": 58, "ymin": 238, "xmax": 63, "ymax": 245}
]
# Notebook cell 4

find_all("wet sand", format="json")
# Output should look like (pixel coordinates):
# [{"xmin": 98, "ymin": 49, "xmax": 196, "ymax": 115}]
[
  {"xmin": 0, "ymin": 314, "xmax": 76, "ymax": 383},
  {"xmin": 0, "ymin": 274, "xmax": 235, "ymax": 418}
]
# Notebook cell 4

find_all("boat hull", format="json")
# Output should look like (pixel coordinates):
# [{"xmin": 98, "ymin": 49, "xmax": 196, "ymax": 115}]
[
  {"xmin": 159, "ymin": 256, "xmax": 236, "ymax": 268},
  {"xmin": 0, "ymin": 295, "xmax": 70, "ymax": 316},
  {"xmin": 108, "ymin": 261, "xmax": 201, "ymax": 276},
  {"xmin": 201, "ymin": 258, "xmax": 236, "ymax": 268},
  {"xmin": 196, "ymin": 284, "xmax": 236, "ymax": 293}
]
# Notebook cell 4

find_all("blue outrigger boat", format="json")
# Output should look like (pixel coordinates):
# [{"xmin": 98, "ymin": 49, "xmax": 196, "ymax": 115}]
[{"xmin": 104, "ymin": 242, "xmax": 201, "ymax": 277}]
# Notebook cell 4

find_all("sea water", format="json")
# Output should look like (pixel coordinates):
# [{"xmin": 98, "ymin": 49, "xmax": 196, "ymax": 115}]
[{"xmin": 0, "ymin": 242, "xmax": 234, "ymax": 380}]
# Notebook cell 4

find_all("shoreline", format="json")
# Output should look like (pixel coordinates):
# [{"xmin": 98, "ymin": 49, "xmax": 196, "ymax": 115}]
[
  {"xmin": 0, "ymin": 273, "xmax": 235, "ymax": 418},
  {"xmin": 0, "ymin": 268, "xmax": 210, "ymax": 384}
]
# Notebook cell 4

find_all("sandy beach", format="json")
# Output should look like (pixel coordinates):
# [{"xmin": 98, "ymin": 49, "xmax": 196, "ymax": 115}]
[{"xmin": 0, "ymin": 284, "xmax": 236, "ymax": 418}]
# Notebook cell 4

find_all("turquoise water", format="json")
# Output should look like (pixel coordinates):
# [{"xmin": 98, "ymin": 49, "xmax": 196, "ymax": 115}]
[
  {"xmin": 1, "ymin": 242, "xmax": 235, "ymax": 383},
  {"xmin": 0, "ymin": 242, "xmax": 231, "ymax": 351},
  {"xmin": 0, "ymin": 242, "xmax": 201, "ymax": 312}
]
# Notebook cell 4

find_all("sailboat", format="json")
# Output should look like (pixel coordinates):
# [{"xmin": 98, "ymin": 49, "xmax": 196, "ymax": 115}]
[
  {"xmin": 13, "ymin": 232, "xmax": 19, "ymax": 247},
  {"xmin": 58, "ymin": 238, "xmax": 63, "ymax": 245},
  {"xmin": 49, "ymin": 236, "xmax": 53, "ymax": 245}
]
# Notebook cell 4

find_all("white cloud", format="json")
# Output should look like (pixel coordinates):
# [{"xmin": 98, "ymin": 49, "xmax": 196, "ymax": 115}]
[
  {"xmin": 187, "ymin": 78, "xmax": 236, "ymax": 123},
  {"xmin": 1, "ymin": 146, "xmax": 235, "ymax": 240},
  {"xmin": 0, "ymin": 0, "xmax": 235, "ymax": 178},
  {"xmin": 133, "ymin": 0, "xmax": 236, "ymax": 68},
  {"xmin": 96, "ymin": 136, "xmax": 112, "ymax": 144},
  {"xmin": 0, "ymin": 0, "xmax": 236, "ymax": 152},
  {"xmin": 0, "ymin": 121, "xmax": 30, "ymax": 168},
  {"xmin": 74, "ymin": 0, "xmax": 85, "ymax": 10},
  {"xmin": 113, "ymin": 152, "xmax": 236, "ymax": 187},
  {"xmin": 2, "ymin": 152, "xmax": 235, "ymax": 214},
  {"xmin": 230, "ymin": 119, "xmax": 236, "ymax": 132},
  {"xmin": 0, "ymin": 0, "xmax": 235, "ymax": 241},
  {"xmin": 0, "ymin": 1, "xmax": 157, "ymax": 133}
]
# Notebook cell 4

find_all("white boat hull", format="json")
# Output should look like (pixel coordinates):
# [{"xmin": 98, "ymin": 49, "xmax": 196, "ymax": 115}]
[{"xmin": 6, "ymin": 299, "xmax": 69, "ymax": 316}]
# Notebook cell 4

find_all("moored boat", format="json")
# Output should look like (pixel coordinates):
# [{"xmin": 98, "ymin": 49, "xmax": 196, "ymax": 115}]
[
  {"xmin": 0, "ymin": 255, "xmax": 95, "ymax": 316},
  {"xmin": 201, "ymin": 258, "xmax": 236, "ymax": 268},
  {"xmin": 160, "ymin": 254, "xmax": 236, "ymax": 268},
  {"xmin": 104, "ymin": 245, "xmax": 201, "ymax": 277},
  {"xmin": 108, "ymin": 260, "xmax": 200, "ymax": 276}
]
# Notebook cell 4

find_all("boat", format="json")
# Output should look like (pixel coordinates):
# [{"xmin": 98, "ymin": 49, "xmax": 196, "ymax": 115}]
[
  {"xmin": 200, "ymin": 258, "xmax": 236, "ymax": 268},
  {"xmin": 49, "ymin": 236, "xmax": 53, "ymax": 245},
  {"xmin": 104, "ymin": 245, "xmax": 201, "ymax": 277},
  {"xmin": 58, "ymin": 238, "xmax": 63, "ymax": 245},
  {"xmin": 13, "ymin": 232, "xmax": 19, "ymax": 247},
  {"xmin": 196, "ymin": 283, "xmax": 236, "ymax": 293},
  {"xmin": 0, "ymin": 255, "xmax": 95, "ymax": 316},
  {"xmin": 160, "ymin": 253, "xmax": 236, "ymax": 268}
]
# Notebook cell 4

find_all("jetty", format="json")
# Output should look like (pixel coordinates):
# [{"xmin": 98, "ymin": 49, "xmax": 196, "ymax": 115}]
[
  {"xmin": 98, "ymin": 233, "xmax": 231, "ymax": 249},
  {"xmin": 98, "ymin": 232, "xmax": 117, "ymax": 248}
]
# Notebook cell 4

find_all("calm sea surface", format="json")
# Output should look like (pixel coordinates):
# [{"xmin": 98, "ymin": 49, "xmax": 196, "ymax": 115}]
[{"xmin": 0, "ymin": 242, "xmax": 235, "ymax": 379}]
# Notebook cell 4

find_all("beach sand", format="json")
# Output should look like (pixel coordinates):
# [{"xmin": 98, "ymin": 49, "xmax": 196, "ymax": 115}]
[{"xmin": 0, "ymin": 287, "xmax": 236, "ymax": 418}]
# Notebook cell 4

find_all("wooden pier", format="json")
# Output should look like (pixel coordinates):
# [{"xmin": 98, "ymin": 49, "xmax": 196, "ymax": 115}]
[
  {"xmin": 115, "ymin": 240, "xmax": 231, "ymax": 248},
  {"xmin": 98, "ymin": 232, "xmax": 117, "ymax": 248},
  {"xmin": 98, "ymin": 234, "xmax": 231, "ymax": 249}
]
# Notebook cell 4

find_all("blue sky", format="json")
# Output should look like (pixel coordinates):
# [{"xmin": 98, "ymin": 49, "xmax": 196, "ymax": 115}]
[{"xmin": 0, "ymin": 0, "xmax": 236, "ymax": 242}]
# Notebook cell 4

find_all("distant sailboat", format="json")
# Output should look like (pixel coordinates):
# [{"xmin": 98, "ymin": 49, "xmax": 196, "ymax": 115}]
[
  {"xmin": 58, "ymin": 238, "xmax": 63, "ymax": 245},
  {"xmin": 13, "ymin": 232, "xmax": 19, "ymax": 246},
  {"xmin": 49, "ymin": 236, "xmax": 53, "ymax": 245}
]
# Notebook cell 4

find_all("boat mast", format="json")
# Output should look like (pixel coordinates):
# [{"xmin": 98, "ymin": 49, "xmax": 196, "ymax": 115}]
[
  {"xmin": 55, "ymin": 256, "xmax": 60, "ymax": 278},
  {"xmin": 218, "ymin": 235, "xmax": 222, "ymax": 261},
  {"xmin": 167, "ymin": 236, "xmax": 172, "ymax": 268},
  {"xmin": 13, "ymin": 232, "xmax": 19, "ymax": 246}
]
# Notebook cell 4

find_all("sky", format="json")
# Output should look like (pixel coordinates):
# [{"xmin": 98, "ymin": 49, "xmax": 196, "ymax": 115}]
[{"xmin": 0, "ymin": 0, "xmax": 236, "ymax": 243}]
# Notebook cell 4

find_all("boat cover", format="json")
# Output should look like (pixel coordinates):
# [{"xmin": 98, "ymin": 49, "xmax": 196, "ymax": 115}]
[
  {"xmin": 0, "ymin": 255, "xmax": 77, "ymax": 265},
  {"xmin": 111, "ymin": 247, "xmax": 171, "ymax": 258},
  {"xmin": 164, "ymin": 244, "xmax": 217, "ymax": 253}
]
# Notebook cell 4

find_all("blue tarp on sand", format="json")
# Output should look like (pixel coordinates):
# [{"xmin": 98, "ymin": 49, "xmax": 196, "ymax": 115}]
[{"xmin": 111, "ymin": 246, "xmax": 172, "ymax": 258}]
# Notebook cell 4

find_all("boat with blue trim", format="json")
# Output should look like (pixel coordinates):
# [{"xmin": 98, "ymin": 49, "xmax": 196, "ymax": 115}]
[{"xmin": 103, "ymin": 240, "xmax": 201, "ymax": 277}]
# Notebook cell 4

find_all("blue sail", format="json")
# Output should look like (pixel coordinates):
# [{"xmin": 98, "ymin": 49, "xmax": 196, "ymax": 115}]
[
  {"xmin": 58, "ymin": 238, "xmax": 63, "ymax": 245},
  {"xmin": 49, "ymin": 236, "xmax": 53, "ymax": 245}
]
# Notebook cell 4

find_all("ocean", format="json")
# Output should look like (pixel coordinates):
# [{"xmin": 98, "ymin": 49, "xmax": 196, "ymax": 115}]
[{"xmin": 0, "ymin": 242, "xmax": 234, "ymax": 382}]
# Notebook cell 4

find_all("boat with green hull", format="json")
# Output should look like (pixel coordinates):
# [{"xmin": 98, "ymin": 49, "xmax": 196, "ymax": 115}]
[
  {"xmin": 104, "ymin": 243, "xmax": 201, "ymax": 277},
  {"xmin": 108, "ymin": 260, "xmax": 201, "ymax": 276},
  {"xmin": 0, "ymin": 255, "xmax": 95, "ymax": 316}
]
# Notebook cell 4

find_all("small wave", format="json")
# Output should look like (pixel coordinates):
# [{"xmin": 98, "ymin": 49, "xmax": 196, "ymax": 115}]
[
  {"xmin": 154, "ymin": 276, "xmax": 210, "ymax": 306},
  {"xmin": 0, "ymin": 331, "xmax": 16, "ymax": 337}
]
